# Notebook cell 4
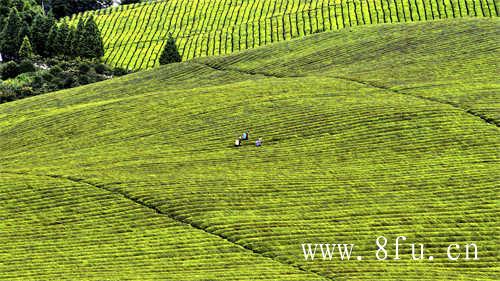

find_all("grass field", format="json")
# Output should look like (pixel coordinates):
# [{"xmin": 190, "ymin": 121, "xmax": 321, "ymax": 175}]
[
  {"xmin": 0, "ymin": 18, "xmax": 499, "ymax": 280},
  {"xmin": 69, "ymin": 0, "xmax": 499, "ymax": 70}
]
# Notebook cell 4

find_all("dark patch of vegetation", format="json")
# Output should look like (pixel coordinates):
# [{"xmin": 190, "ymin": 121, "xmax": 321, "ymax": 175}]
[
  {"xmin": 0, "ymin": 58, "xmax": 128, "ymax": 103},
  {"xmin": 159, "ymin": 34, "xmax": 182, "ymax": 65},
  {"xmin": 41, "ymin": 0, "xmax": 113, "ymax": 19},
  {"xmin": 0, "ymin": 1, "xmax": 128, "ymax": 103}
]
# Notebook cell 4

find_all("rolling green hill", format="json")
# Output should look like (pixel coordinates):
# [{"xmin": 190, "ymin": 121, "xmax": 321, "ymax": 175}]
[
  {"xmin": 0, "ymin": 18, "xmax": 499, "ymax": 280},
  {"xmin": 70, "ymin": 0, "xmax": 498, "ymax": 70}
]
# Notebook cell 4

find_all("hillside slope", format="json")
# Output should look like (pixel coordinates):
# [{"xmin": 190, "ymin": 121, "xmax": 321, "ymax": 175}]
[
  {"xmin": 0, "ymin": 18, "xmax": 499, "ymax": 280},
  {"xmin": 71, "ymin": 0, "xmax": 499, "ymax": 70}
]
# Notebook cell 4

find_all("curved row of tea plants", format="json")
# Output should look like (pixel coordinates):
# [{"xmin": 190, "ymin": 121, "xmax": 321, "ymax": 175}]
[{"xmin": 70, "ymin": 0, "xmax": 499, "ymax": 70}]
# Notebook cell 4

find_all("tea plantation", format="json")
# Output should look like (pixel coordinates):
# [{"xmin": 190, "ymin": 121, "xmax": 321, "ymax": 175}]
[
  {"xmin": 70, "ymin": 0, "xmax": 498, "ymax": 70},
  {"xmin": 0, "ymin": 18, "xmax": 498, "ymax": 280}
]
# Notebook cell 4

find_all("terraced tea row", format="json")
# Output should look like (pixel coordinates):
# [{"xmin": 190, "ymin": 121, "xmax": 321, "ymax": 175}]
[{"xmin": 70, "ymin": 0, "xmax": 499, "ymax": 70}]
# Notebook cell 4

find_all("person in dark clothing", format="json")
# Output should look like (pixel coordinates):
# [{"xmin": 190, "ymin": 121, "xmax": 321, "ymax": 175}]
[{"xmin": 242, "ymin": 131, "xmax": 249, "ymax": 140}]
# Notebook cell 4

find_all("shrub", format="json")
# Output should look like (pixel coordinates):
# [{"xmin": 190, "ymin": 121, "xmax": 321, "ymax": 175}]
[
  {"xmin": 19, "ymin": 86, "xmax": 34, "ymax": 98},
  {"xmin": 62, "ymin": 75, "xmax": 77, "ymax": 88},
  {"xmin": 94, "ymin": 63, "xmax": 108, "ymax": 74},
  {"xmin": 112, "ymin": 67, "xmax": 128, "ymax": 76},
  {"xmin": 46, "ymin": 57, "xmax": 63, "ymax": 67},
  {"xmin": 78, "ymin": 74, "xmax": 91, "ymax": 85},
  {"xmin": 49, "ymin": 65, "xmax": 63, "ymax": 75},
  {"xmin": 57, "ymin": 61, "xmax": 71, "ymax": 69},
  {"xmin": 31, "ymin": 74, "xmax": 43, "ymax": 88},
  {"xmin": 18, "ymin": 59, "xmax": 36, "ymax": 73},
  {"xmin": 41, "ymin": 71, "xmax": 55, "ymax": 81},
  {"xmin": 1, "ymin": 61, "xmax": 21, "ymax": 79},
  {"xmin": 78, "ymin": 62, "xmax": 91, "ymax": 74}
]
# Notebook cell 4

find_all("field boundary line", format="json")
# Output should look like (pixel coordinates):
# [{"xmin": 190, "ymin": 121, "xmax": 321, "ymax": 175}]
[
  {"xmin": 330, "ymin": 75, "xmax": 500, "ymax": 128},
  {"xmin": 0, "ymin": 170, "xmax": 332, "ymax": 281},
  {"xmin": 197, "ymin": 61, "xmax": 499, "ymax": 128}
]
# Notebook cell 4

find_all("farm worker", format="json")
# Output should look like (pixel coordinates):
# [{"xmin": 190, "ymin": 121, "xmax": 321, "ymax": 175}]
[
  {"xmin": 255, "ymin": 138, "xmax": 262, "ymax": 147},
  {"xmin": 242, "ymin": 131, "xmax": 249, "ymax": 140},
  {"xmin": 235, "ymin": 137, "xmax": 242, "ymax": 147}
]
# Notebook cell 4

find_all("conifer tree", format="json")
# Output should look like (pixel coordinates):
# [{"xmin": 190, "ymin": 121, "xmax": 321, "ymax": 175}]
[
  {"xmin": 0, "ymin": 0, "xmax": 12, "ymax": 31},
  {"xmin": 50, "ymin": 0, "xmax": 70, "ymax": 19},
  {"xmin": 79, "ymin": 16, "xmax": 104, "ymax": 59},
  {"xmin": 30, "ymin": 12, "xmax": 55, "ymax": 57},
  {"xmin": 159, "ymin": 34, "xmax": 182, "ymax": 65},
  {"xmin": 65, "ymin": 26, "xmax": 77, "ymax": 58},
  {"xmin": 18, "ymin": 35, "xmax": 33, "ymax": 59},
  {"xmin": 18, "ymin": 22, "xmax": 29, "ymax": 42},
  {"xmin": 0, "ymin": 8, "xmax": 23, "ymax": 61},
  {"xmin": 47, "ymin": 23, "xmax": 61, "ymax": 56},
  {"xmin": 72, "ymin": 18, "xmax": 85, "ymax": 57},
  {"xmin": 56, "ymin": 21, "xmax": 71, "ymax": 57}
]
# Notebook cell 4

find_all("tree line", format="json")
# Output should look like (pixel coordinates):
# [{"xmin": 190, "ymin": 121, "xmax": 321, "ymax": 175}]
[
  {"xmin": 40, "ymin": 0, "xmax": 144, "ymax": 19},
  {"xmin": 1, "ymin": 7, "xmax": 104, "ymax": 62},
  {"xmin": 0, "ymin": 0, "xmax": 180, "ymax": 103},
  {"xmin": 0, "ymin": 0, "xmax": 118, "ymax": 103}
]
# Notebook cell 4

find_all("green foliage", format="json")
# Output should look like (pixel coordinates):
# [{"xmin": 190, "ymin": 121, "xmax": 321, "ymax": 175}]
[
  {"xmin": 18, "ymin": 20, "xmax": 29, "ymax": 39},
  {"xmin": 29, "ymin": 12, "xmax": 54, "ymax": 56},
  {"xmin": 1, "ymin": 0, "xmax": 39, "ymax": 30},
  {"xmin": 18, "ymin": 58, "xmax": 35, "ymax": 72},
  {"xmin": 0, "ymin": 8, "xmax": 23, "ymax": 60},
  {"xmin": 47, "ymin": 21, "xmax": 71, "ymax": 57},
  {"xmin": 64, "ymin": 25, "xmax": 77, "ymax": 57},
  {"xmin": 49, "ymin": 0, "xmax": 70, "ymax": 19},
  {"xmin": 0, "ymin": 3, "xmax": 109, "ymax": 98},
  {"xmin": 57, "ymin": 21, "xmax": 71, "ymax": 57},
  {"xmin": 159, "ymin": 34, "xmax": 181, "ymax": 65},
  {"xmin": 0, "ymin": 60, "xmax": 20, "ymax": 79},
  {"xmin": 46, "ymin": 23, "xmax": 60, "ymax": 57},
  {"xmin": 73, "ymin": 19, "xmax": 85, "ymax": 57},
  {"xmin": 0, "ymin": 0, "xmax": 11, "ymax": 28},
  {"xmin": 78, "ymin": 16, "xmax": 104, "ymax": 59},
  {"xmin": 0, "ymin": 58, "xmax": 129, "ymax": 101},
  {"xmin": 18, "ymin": 35, "xmax": 33, "ymax": 59},
  {"xmin": 48, "ymin": 0, "xmax": 113, "ymax": 19},
  {"xmin": 25, "ymin": 14, "xmax": 104, "ymax": 61}
]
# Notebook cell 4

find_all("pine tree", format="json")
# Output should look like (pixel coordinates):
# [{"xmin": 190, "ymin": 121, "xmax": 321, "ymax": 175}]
[
  {"xmin": 159, "ymin": 34, "xmax": 182, "ymax": 65},
  {"xmin": 18, "ymin": 35, "xmax": 33, "ymax": 59},
  {"xmin": 0, "ymin": 0, "xmax": 12, "ymax": 31},
  {"xmin": 18, "ymin": 22, "xmax": 29, "ymax": 43},
  {"xmin": 47, "ymin": 23, "xmax": 61, "ymax": 57},
  {"xmin": 79, "ymin": 16, "xmax": 104, "ymax": 59},
  {"xmin": 65, "ymin": 26, "xmax": 77, "ymax": 58},
  {"xmin": 57, "ymin": 21, "xmax": 71, "ymax": 57},
  {"xmin": 50, "ymin": 0, "xmax": 70, "ymax": 19},
  {"xmin": 0, "ymin": 8, "xmax": 23, "ymax": 61},
  {"xmin": 72, "ymin": 18, "xmax": 85, "ymax": 57},
  {"xmin": 30, "ymin": 12, "xmax": 54, "ymax": 56}
]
